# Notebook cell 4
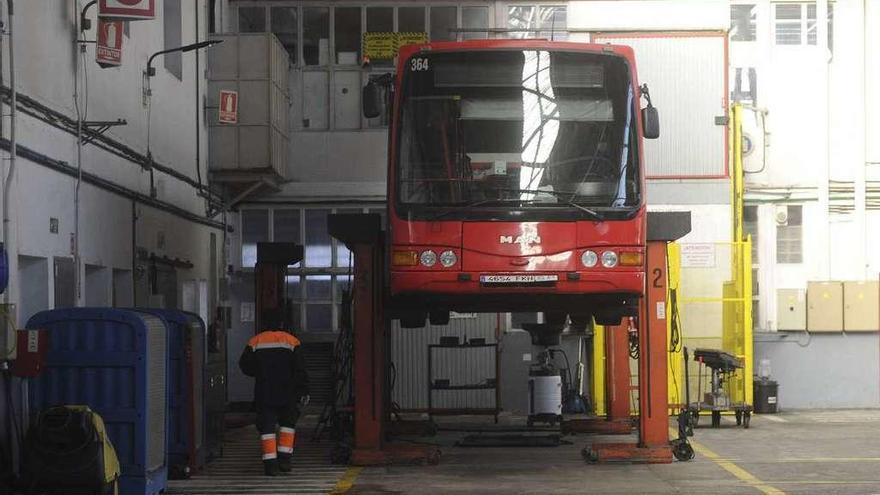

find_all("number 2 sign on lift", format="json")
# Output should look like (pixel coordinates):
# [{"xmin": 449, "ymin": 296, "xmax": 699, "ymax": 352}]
[{"xmin": 411, "ymin": 58, "xmax": 430, "ymax": 71}]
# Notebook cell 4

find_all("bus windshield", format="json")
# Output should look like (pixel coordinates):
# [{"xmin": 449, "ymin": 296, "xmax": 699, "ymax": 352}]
[{"xmin": 396, "ymin": 50, "xmax": 640, "ymax": 215}]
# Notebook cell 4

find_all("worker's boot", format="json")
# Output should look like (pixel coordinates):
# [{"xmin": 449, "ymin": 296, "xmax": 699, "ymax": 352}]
[
  {"xmin": 278, "ymin": 453, "xmax": 292, "ymax": 473},
  {"xmin": 263, "ymin": 459, "xmax": 280, "ymax": 477}
]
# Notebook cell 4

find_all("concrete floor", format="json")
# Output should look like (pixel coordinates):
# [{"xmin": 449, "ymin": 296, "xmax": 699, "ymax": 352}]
[{"xmin": 348, "ymin": 410, "xmax": 880, "ymax": 495}]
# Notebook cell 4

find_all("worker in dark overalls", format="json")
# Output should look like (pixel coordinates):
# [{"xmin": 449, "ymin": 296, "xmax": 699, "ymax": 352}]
[{"xmin": 239, "ymin": 309, "xmax": 310, "ymax": 476}]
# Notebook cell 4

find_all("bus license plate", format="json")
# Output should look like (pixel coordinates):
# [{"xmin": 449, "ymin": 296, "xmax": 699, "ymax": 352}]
[{"xmin": 479, "ymin": 274, "xmax": 558, "ymax": 284}]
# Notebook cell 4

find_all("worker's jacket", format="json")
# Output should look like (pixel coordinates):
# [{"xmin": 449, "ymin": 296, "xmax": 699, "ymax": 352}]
[{"xmin": 239, "ymin": 330, "xmax": 310, "ymax": 409}]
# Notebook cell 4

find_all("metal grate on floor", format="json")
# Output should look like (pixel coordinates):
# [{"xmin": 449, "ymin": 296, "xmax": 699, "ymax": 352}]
[{"xmin": 167, "ymin": 425, "xmax": 349, "ymax": 495}]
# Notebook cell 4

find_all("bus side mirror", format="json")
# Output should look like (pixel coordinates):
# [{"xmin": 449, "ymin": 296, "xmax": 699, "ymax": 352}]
[
  {"xmin": 363, "ymin": 81, "xmax": 382, "ymax": 119},
  {"xmin": 642, "ymin": 106, "xmax": 660, "ymax": 139}
]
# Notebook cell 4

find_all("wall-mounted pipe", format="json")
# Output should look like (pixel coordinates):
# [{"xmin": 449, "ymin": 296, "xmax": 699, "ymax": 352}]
[
  {"xmin": 0, "ymin": 137, "xmax": 226, "ymax": 230},
  {"xmin": 1, "ymin": 0, "xmax": 14, "ymax": 307}
]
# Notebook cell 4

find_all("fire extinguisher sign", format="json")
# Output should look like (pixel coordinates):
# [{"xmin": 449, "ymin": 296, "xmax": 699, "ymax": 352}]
[
  {"xmin": 219, "ymin": 90, "xmax": 238, "ymax": 124},
  {"xmin": 96, "ymin": 19, "xmax": 124, "ymax": 68}
]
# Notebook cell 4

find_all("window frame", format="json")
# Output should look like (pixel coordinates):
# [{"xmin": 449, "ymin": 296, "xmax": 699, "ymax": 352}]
[
  {"xmin": 775, "ymin": 204, "xmax": 803, "ymax": 264},
  {"xmin": 234, "ymin": 2, "xmax": 493, "ymax": 132},
  {"xmin": 772, "ymin": 2, "xmax": 818, "ymax": 46},
  {"xmin": 730, "ymin": 3, "xmax": 757, "ymax": 42},
  {"xmin": 238, "ymin": 204, "xmax": 384, "ymax": 333}
]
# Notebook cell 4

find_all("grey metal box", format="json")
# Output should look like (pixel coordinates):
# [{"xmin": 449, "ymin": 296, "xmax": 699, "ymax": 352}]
[
  {"xmin": 208, "ymin": 33, "xmax": 290, "ymax": 179},
  {"xmin": 777, "ymin": 289, "xmax": 806, "ymax": 331}
]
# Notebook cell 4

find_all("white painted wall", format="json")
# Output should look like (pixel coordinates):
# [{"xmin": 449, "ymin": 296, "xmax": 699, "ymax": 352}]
[
  {"xmin": 1, "ymin": 1, "xmax": 223, "ymax": 326},
  {"xmin": 737, "ymin": 0, "xmax": 878, "ymax": 332}
]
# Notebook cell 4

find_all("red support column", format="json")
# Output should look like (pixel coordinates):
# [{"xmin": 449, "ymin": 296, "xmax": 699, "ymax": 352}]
[
  {"xmin": 350, "ymin": 243, "xmax": 384, "ymax": 462},
  {"xmin": 584, "ymin": 241, "xmax": 673, "ymax": 463},
  {"xmin": 561, "ymin": 322, "xmax": 633, "ymax": 435},
  {"xmin": 639, "ymin": 241, "xmax": 672, "ymax": 452},
  {"xmin": 606, "ymin": 322, "xmax": 632, "ymax": 424}
]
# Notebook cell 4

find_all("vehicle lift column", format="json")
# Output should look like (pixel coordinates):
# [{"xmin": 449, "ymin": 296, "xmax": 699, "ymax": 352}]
[
  {"xmin": 329, "ymin": 213, "xmax": 441, "ymax": 466},
  {"xmin": 584, "ymin": 211, "xmax": 691, "ymax": 463},
  {"xmin": 255, "ymin": 242, "xmax": 304, "ymax": 331},
  {"xmin": 562, "ymin": 321, "xmax": 633, "ymax": 435}
]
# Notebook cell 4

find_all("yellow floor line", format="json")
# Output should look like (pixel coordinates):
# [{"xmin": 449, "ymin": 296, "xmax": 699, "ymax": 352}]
[
  {"xmin": 329, "ymin": 467, "xmax": 363, "ymax": 495},
  {"xmin": 669, "ymin": 428, "xmax": 784, "ymax": 495},
  {"xmin": 690, "ymin": 440, "xmax": 785, "ymax": 495}
]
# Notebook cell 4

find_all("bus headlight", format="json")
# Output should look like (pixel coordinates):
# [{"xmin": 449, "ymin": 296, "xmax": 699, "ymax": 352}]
[
  {"xmin": 601, "ymin": 250, "xmax": 618, "ymax": 268},
  {"xmin": 581, "ymin": 250, "xmax": 598, "ymax": 268},
  {"xmin": 439, "ymin": 250, "xmax": 458, "ymax": 267},
  {"xmin": 420, "ymin": 250, "xmax": 437, "ymax": 267}
]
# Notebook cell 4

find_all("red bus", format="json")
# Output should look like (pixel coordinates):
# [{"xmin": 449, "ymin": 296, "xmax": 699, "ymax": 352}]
[{"xmin": 364, "ymin": 39, "xmax": 659, "ymax": 329}]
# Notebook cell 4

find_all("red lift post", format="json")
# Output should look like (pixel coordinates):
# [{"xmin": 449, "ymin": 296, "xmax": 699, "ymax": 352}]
[
  {"xmin": 329, "ymin": 214, "xmax": 441, "ymax": 466},
  {"xmin": 585, "ymin": 211, "xmax": 691, "ymax": 463}
]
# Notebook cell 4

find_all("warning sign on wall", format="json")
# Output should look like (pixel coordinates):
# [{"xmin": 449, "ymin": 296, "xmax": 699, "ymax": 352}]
[
  {"xmin": 218, "ymin": 90, "xmax": 238, "ymax": 124},
  {"xmin": 363, "ymin": 32, "xmax": 428, "ymax": 61},
  {"xmin": 96, "ymin": 19, "xmax": 123, "ymax": 68},
  {"xmin": 681, "ymin": 243, "xmax": 716, "ymax": 268}
]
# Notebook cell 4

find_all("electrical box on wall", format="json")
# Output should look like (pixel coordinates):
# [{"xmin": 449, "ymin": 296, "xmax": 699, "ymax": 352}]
[
  {"xmin": 777, "ymin": 288, "xmax": 806, "ymax": 331},
  {"xmin": 807, "ymin": 282, "xmax": 844, "ymax": 332},
  {"xmin": 843, "ymin": 281, "xmax": 880, "ymax": 332},
  {"xmin": 11, "ymin": 329, "xmax": 48, "ymax": 377}
]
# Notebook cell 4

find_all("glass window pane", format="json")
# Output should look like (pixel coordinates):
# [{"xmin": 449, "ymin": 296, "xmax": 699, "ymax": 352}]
[
  {"xmin": 399, "ymin": 7, "xmax": 425, "ymax": 33},
  {"xmin": 285, "ymin": 275, "xmax": 302, "ymax": 301},
  {"xmin": 238, "ymin": 6, "xmax": 265, "ymax": 33},
  {"xmin": 335, "ymin": 7, "xmax": 362, "ymax": 65},
  {"xmin": 462, "ymin": 7, "xmax": 489, "ymax": 40},
  {"xmin": 539, "ymin": 6, "xmax": 567, "ymax": 40},
  {"xmin": 304, "ymin": 7, "xmax": 330, "ymax": 65},
  {"xmin": 806, "ymin": 3, "xmax": 817, "ymax": 45},
  {"xmin": 430, "ymin": 6, "xmax": 457, "ymax": 42},
  {"xmin": 271, "ymin": 7, "xmax": 298, "ymax": 63},
  {"xmin": 827, "ymin": 3, "xmax": 834, "ymax": 51},
  {"xmin": 335, "ymin": 209, "xmax": 362, "ymax": 267},
  {"xmin": 730, "ymin": 4, "xmax": 757, "ymax": 42},
  {"xmin": 335, "ymin": 275, "xmax": 353, "ymax": 299},
  {"xmin": 367, "ymin": 7, "xmax": 393, "ymax": 32},
  {"xmin": 776, "ymin": 23, "xmax": 801, "ymax": 45},
  {"xmin": 788, "ymin": 205, "xmax": 802, "ymax": 226},
  {"xmin": 367, "ymin": 7, "xmax": 394, "ymax": 66},
  {"xmin": 305, "ymin": 209, "xmax": 332, "ymax": 267},
  {"xmin": 307, "ymin": 304, "xmax": 333, "ymax": 331},
  {"xmin": 241, "ymin": 209, "xmax": 268, "ymax": 268},
  {"xmin": 288, "ymin": 303, "xmax": 302, "ymax": 331},
  {"xmin": 775, "ymin": 4, "xmax": 802, "ymax": 20},
  {"xmin": 508, "ymin": 6, "xmax": 536, "ymax": 39},
  {"xmin": 306, "ymin": 275, "xmax": 332, "ymax": 300},
  {"xmin": 273, "ymin": 209, "xmax": 301, "ymax": 247}
]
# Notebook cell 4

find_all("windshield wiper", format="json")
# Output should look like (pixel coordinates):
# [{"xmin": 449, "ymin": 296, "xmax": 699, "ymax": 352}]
[
  {"xmin": 426, "ymin": 198, "xmax": 526, "ymax": 221},
  {"xmin": 496, "ymin": 189, "xmax": 606, "ymax": 221}
]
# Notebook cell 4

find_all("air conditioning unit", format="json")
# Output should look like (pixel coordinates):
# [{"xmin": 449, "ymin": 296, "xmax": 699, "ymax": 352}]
[{"xmin": 775, "ymin": 205, "xmax": 789, "ymax": 225}]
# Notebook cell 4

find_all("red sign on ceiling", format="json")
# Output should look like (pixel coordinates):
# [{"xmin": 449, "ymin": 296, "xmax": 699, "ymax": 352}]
[{"xmin": 98, "ymin": 0, "xmax": 155, "ymax": 20}]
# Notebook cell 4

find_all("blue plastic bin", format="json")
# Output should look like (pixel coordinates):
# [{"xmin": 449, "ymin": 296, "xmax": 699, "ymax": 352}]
[
  {"xmin": 26, "ymin": 308, "xmax": 169, "ymax": 495},
  {"xmin": 137, "ymin": 309, "xmax": 206, "ymax": 476}
]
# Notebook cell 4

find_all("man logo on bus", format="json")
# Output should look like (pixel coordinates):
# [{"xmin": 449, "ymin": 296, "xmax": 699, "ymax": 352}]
[{"xmin": 500, "ymin": 234, "xmax": 541, "ymax": 247}]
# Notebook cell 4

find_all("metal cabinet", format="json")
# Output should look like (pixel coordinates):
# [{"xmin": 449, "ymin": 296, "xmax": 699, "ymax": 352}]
[
  {"xmin": 807, "ymin": 282, "xmax": 843, "ymax": 333},
  {"xmin": 843, "ymin": 281, "xmax": 879, "ymax": 332},
  {"xmin": 777, "ymin": 288, "xmax": 806, "ymax": 331}
]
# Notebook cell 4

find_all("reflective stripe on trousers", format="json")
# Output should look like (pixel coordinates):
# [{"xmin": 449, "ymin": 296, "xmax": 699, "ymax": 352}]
[
  {"xmin": 278, "ymin": 427, "xmax": 296, "ymax": 454},
  {"xmin": 261, "ymin": 433, "xmax": 277, "ymax": 460}
]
